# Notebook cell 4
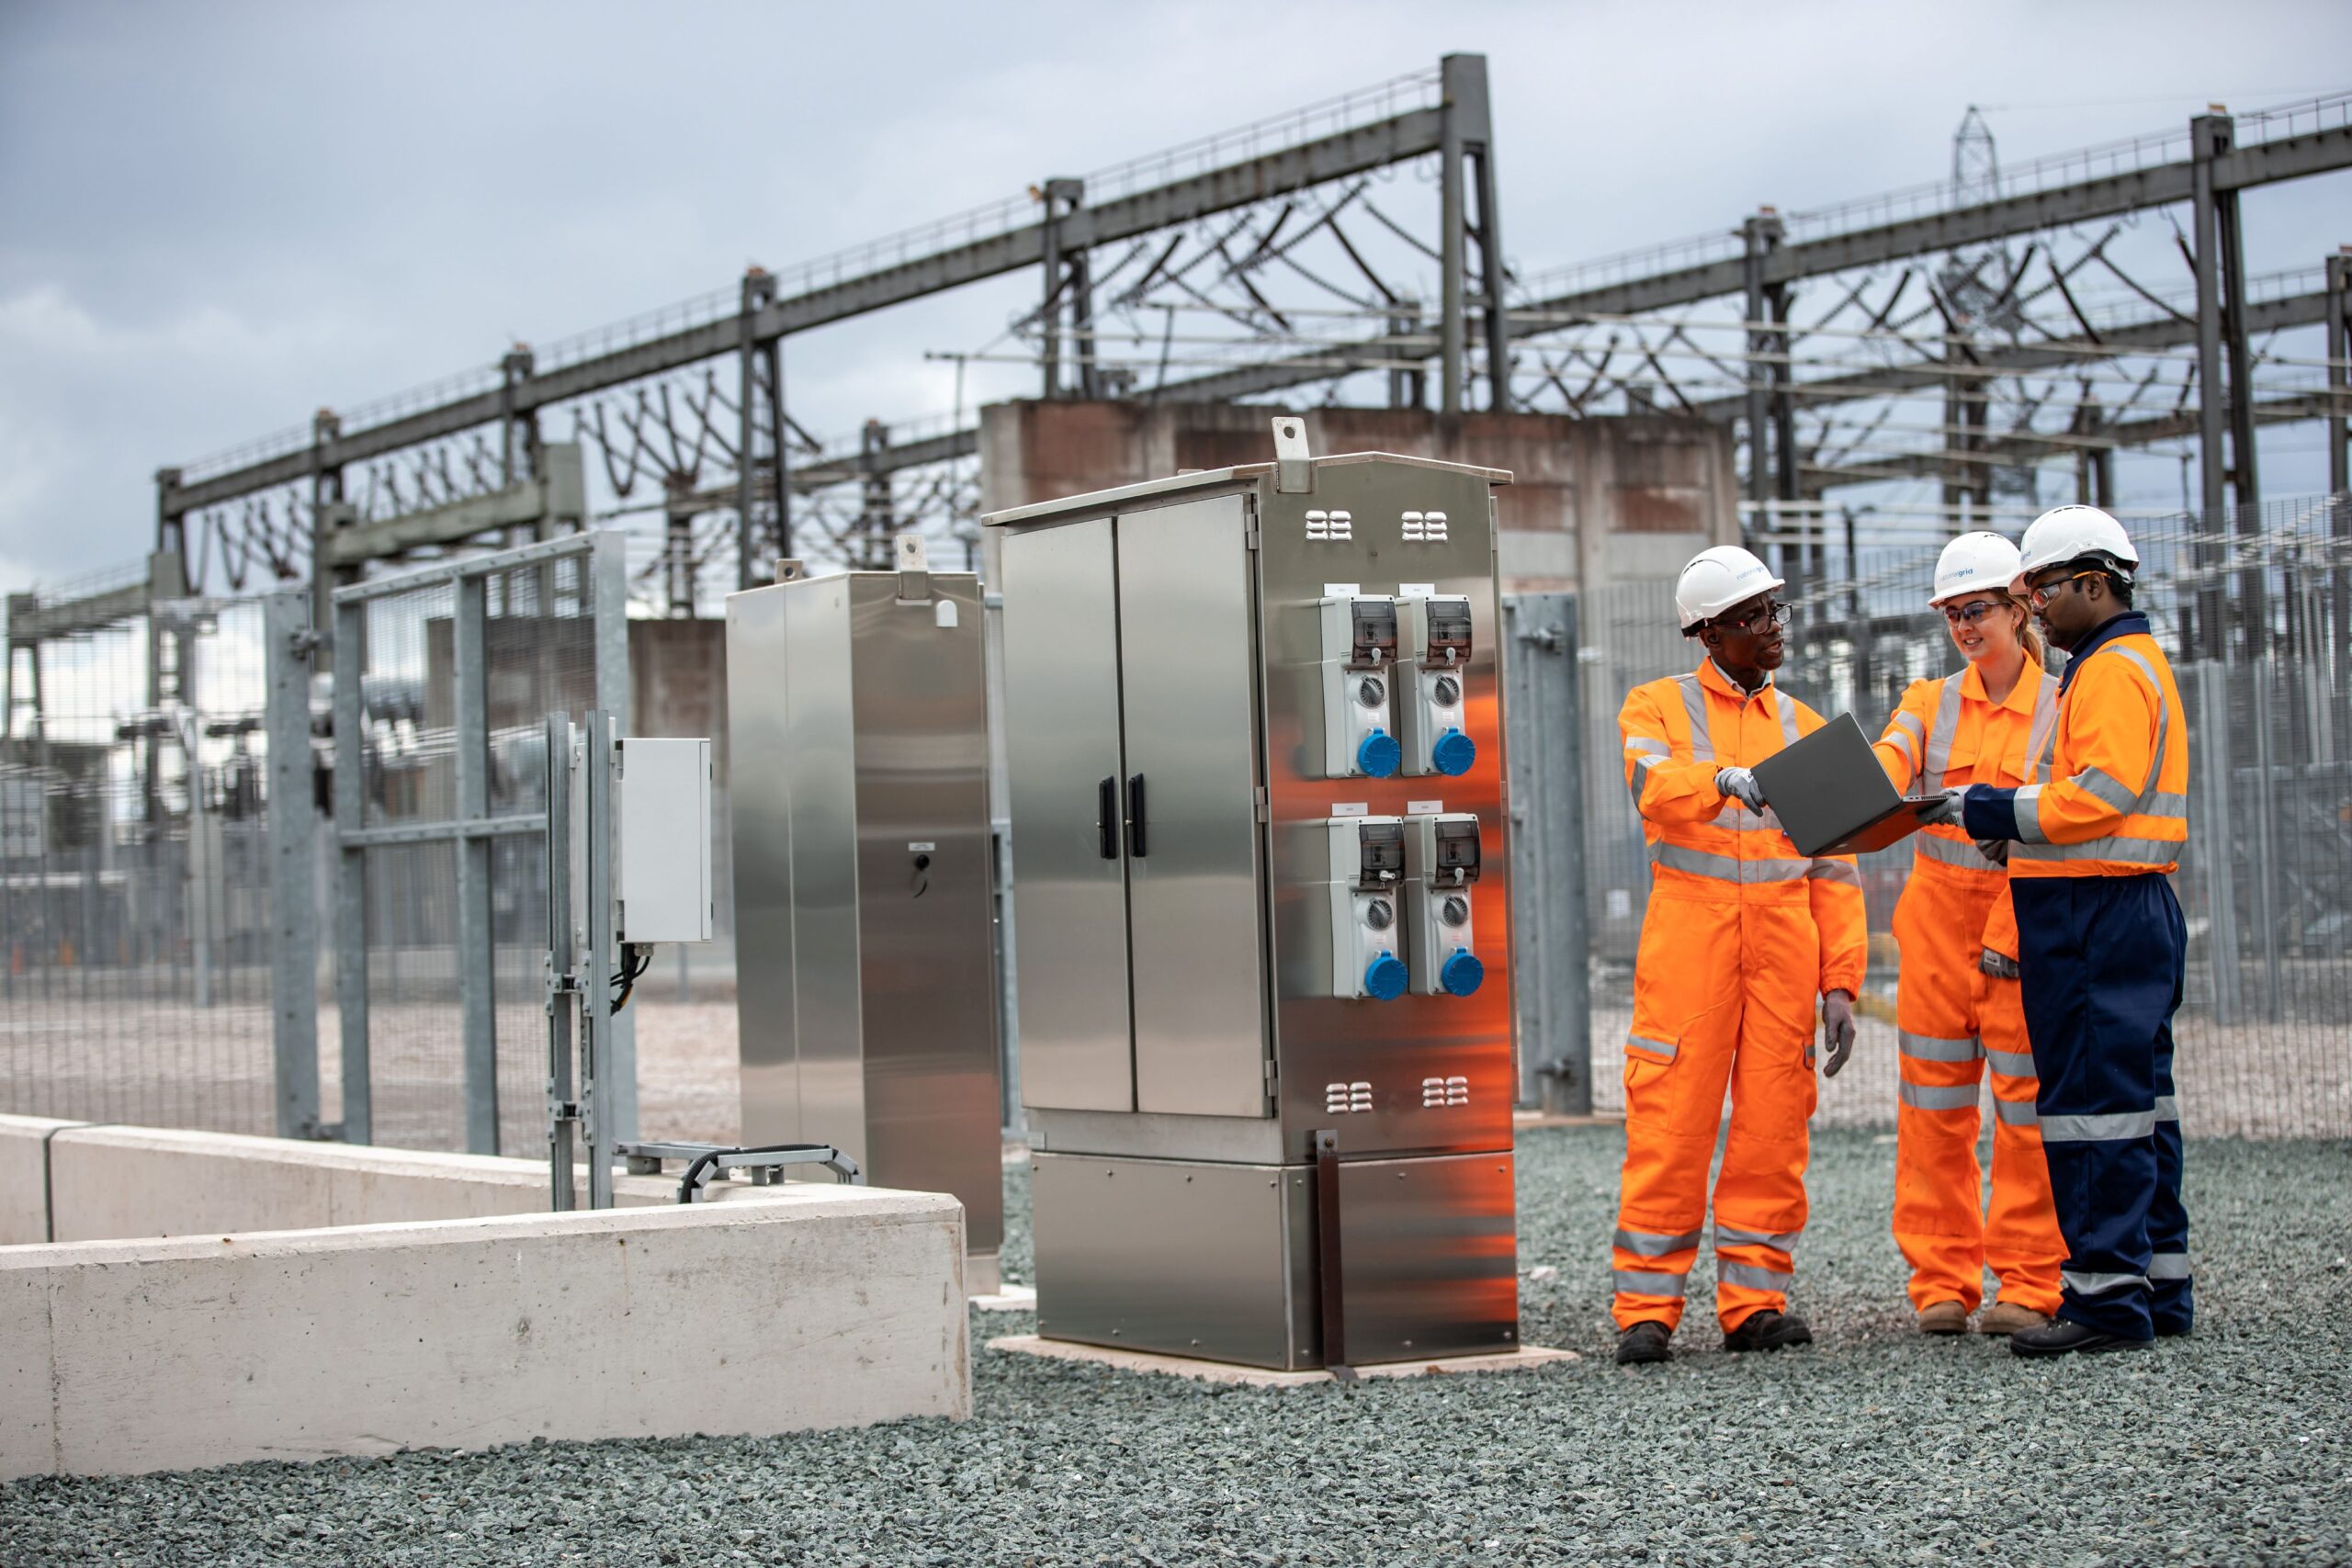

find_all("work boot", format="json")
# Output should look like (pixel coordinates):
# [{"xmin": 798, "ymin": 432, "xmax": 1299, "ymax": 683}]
[
  {"xmin": 1916, "ymin": 1301, "xmax": 1969, "ymax": 1336},
  {"xmin": 2009, "ymin": 1318, "xmax": 2152, "ymax": 1357},
  {"xmin": 1723, "ymin": 1310, "xmax": 1813, "ymax": 1353},
  {"xmin": 1976, "ymin": 1302, "xmax": 2050, "ymax": 1336},
  {"xmin": 1615, "ymin": 1320, "xmax": 1674, "ymax": 1365}
]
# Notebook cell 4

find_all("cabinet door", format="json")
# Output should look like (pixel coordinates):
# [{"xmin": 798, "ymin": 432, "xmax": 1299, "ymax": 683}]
[
  {"xmin": 1114, "ymin": 497, "xmax": 1271, "ymax": 1117},
  {"xmin": 1001, "ymin": 518, "xmax": 1136, "ymax": 1111}
]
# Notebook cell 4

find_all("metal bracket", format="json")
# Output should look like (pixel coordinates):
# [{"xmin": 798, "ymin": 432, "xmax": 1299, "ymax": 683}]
[
  {"xmin": 616, "ymin": 1141, "xmax": 864, "ymax": 1203},
  {"xmin": 1271, "ymin": 417, "xmax": 1313, "ymax": 494},
  {"xmin": 1312, "ymin": 1127, "xmax": 1354, "ymax": 1379}
]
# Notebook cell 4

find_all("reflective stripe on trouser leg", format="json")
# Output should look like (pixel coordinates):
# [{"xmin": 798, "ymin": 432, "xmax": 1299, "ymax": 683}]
[
  {"xmin": 2016, "ymin": 874, "xmax": 2187, "ymax": 1340},
  {"xmin": 1614, "ymin": 894, "xmax": 1747, "ymax": 1333},
  {"xmin": 1890, "ymin": 871, "xmax": 1996, "ymax": 1314},
  {"xmin": 1977, "ymin": 965, "xmax": 2064, "ymax": 1317},
  {"xmin": 1710, "ymin": 898, "xmax": 1820, "ymax": 1332}
]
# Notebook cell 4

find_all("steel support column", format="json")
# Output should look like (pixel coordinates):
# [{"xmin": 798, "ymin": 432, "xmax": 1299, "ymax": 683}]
[
  {"xmin": 860, "ymin": 418, "xmax": 894, "ymax": 570},
  {"xmin": 589, "ymin": 532, "xmax": 637, "ymax": 1147},
  {"xmin": 451, "ymin": 573, "xmax": 500, "ymax": 1154},
  {"xmin": 265, "ymin": 590, "xmax": 322, "ymax": 1138},
  {"xmin": 765, "ymin": 335, "xmax": 791, "ymax": 566},
  {"xmin": 2214, "ymin": 116, "xmax": 2266, "ymax": 651},
  {"xmin": 331, "ymin": 592, "xmax": 371, "ymax": 1143},
  {"xmin": 1442, "ymin": 52, "xmax": 1510, "ymax": 413},
  {"xmin": 2190, "ymin": 113, "xmax": 2232, "ymax": 660},
  {"xmin": 2327, "ymin": 250, "xmax": 2350, "ymax": 746},
  {"xmin": 738, "ymin": 266, "xmax": 777, "ymax": 589},
  {"xmin": 1439, "ymin": 81, "xmax": 1468, "ymax": 418},
  {"xmin": 1387, "ymin": 295, "xmax": 1426, "ymax": 410},
  {"xmin": 1039, "ymin": 178, "xmax": 1087, "ymax": 400},
  {"xmin": 1741, "ymin": 211, "xmax": 1785, "ymax": 550}
]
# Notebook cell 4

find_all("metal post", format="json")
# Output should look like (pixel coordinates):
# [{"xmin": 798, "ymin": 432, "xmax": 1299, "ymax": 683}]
[
  {"xmin": 154, "ymin": 467, "xmax": 186, "ymax": 585},
  {"xmin": 737, "ymin": 266, "xmax": 775, "ymax": 592},
  {"xmin": 663, "ymin": 476, "xmax": 696, "ymax": 617},
  {"xmin": 544, "ymin": 711, "xmax": 577, "ymax": 1210},
  {"xmin": 765, "ymin": 336, "xmax": 791, "ymax": 565},
  {"xmin": 2249, "ymin": 658, "xmax": 2282, "ymax": 1021},
  {"xmin": 1740, "ymin": 212, "xmax": 1781, "ymax": 547},
  {"xmin": 589, "ymin": 532, "xmax": 636, "ymax": 1147},
  {"xmin": 331, "ymin": 594, "xmax": 372, "ymax": 1141},
  {"xmin": 2190, "ymin": 113, "xmax": 2231, "ymax": 661},
  {"xmin": 308, "ymin": 412, "xmax": 345, "ymax": 645},
  {"xmin": 452, "ymin": 573, "xmax": 499, "ymax": 1154},
  {"xmin": 1438, "ymin": 68, "xmax": 1468, "ymax": 419},
  {"xmin": 1442, "ymin": 52, "xmax": 1510, "ymax": 414},
  {"xmin": 1387, "ymin": 294, "xmax": 1425, "ymax": 411},
  {"xmin": 265, "ymin": 590, "xmax": 322, "ymax": 1139},
  {"xmin": 1039, "ymin": 179, "xmax": 1083, "ymax": 400},
  {"xmin": 583, "ymin": 707, "xmax": 617, "ymax": 1209},
  {"xmin": 2191, "ymin": 662, "xmax": 2242, "ymax": 1023},
  {"xmin": 1503, "ymin": 593, "xmax": 1591, "ymax": 1111},
  {"xmin": 861, "ymin": 419, "xmax": 893, "ymax": 571},
  {"xmin": 2214, "ymin": 126, "xmax": 2265, "ymax": 653},
  {"xmin": 2328, "ymin": 251, "xmax": 2351, "ymax": 753}
]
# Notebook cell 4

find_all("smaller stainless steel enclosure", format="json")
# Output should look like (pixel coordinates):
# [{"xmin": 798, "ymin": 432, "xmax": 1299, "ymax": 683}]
[{"xmin": 727, "ymin": 565, "xmax": 1004, "ymax": 1282}]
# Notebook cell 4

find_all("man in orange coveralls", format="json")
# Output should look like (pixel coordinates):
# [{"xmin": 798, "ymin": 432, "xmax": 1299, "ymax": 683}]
[
  {"xmin": 1871, "ymin": 532, "xmax": 2068, "ymax": 1337},
  {"xmin": 1611, "ymin": 545, "xmax": 1866, "ymax": 1366}
]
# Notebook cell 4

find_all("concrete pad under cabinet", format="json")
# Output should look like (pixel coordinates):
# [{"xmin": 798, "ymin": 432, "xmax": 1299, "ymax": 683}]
[
  {"xmin": 988, "ymin": 1335, "xmax": 1577, "ymax": 1386},
  {"xmin": 3, "ymin": 1187, "xmax": 968, "ymax": 1479}
]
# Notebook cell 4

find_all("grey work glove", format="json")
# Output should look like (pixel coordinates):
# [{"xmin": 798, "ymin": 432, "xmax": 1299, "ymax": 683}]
[
  {"xmin": 1820, "ymin": 990, "xmax": 1857, "ymax": 1078},
  {"xmin": 1916, "ymin": 786, "xmax": 1967, "ymax": 829},
  {"xmin": 1714, "ymin": 766, "xmax": 1767, "ymax": 813},
  {"xmin": 1975, "ymin": 838, "xmax": 2010, "ymax": 866}
]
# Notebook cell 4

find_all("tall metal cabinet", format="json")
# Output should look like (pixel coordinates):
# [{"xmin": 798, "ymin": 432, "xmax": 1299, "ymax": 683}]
[
  {"xmin": 726, "ymin": 559, "xmax": 1004, "ymax": 1288},
  {"xmin": 989, "ymin": 434, "xmax": 1519, "ymax": 1370}
]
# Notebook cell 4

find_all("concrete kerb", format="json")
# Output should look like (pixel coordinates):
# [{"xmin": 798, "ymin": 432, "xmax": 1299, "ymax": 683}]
[{"xmin": 3, "ymin": 1186, "xmax": 969, "ymax": 1479}]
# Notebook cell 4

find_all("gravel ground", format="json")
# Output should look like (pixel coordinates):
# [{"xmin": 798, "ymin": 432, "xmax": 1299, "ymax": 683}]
[{"xmin": 6, "ymin": 1128, "xmax": 2348, "ymax": 1567}]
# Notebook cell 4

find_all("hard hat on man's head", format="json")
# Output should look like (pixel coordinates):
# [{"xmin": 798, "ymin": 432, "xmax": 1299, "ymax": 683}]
[
  {"xmin": 1675, "ymin": 546, "xmax": 1783, "ymax": 634},
  {"xmin": 2011, "ymin": 504, "xmax": 2139, "ymax": 595},
  {"xmin": 1930, "ymin": 531, "xmax": 2022, "ymax": 605}
]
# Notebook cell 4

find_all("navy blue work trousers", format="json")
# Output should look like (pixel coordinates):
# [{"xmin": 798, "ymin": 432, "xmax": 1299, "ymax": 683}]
[{"xmin": 2011, "ymin": 872, "xmax": 2192, "ymax": 1339}]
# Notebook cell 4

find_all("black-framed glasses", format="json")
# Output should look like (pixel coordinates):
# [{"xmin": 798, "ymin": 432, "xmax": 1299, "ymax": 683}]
[
  {"xmin": 1715, "ymin": 600, "xmax": 1791, "ymax": 635},
  {"xmin": 1939, "ymin": 599, "xmax": 2006, "ymax": 627}
]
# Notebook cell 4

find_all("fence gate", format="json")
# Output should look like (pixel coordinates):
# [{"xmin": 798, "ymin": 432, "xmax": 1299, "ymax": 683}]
[{"xmin": 328, "ymin": 532, "xmax": 629, "ymax": 1155}]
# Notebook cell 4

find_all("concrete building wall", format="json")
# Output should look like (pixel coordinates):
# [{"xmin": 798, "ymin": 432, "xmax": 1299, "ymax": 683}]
[{"xmin": 976, "ymin": 400, "xmax": 1738, "ymax": 592}]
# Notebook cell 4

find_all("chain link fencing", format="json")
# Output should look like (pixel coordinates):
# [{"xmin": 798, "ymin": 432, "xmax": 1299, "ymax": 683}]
[{"xmin": 1577, "ymin": 495, "xmax": 2352, "ymax": 1137}]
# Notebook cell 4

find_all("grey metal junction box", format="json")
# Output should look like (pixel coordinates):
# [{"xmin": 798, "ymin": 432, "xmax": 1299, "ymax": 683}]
[
  {"xmin": 726, "ymin": 558, "xmax": 1004, "ymax": 1288},
  {"xmin": 986, "ymin": 426, "xmax": 1520, "ymax": 1370}
]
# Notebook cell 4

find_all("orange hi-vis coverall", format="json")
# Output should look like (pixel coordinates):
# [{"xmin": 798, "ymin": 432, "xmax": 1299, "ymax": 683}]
[
  {"xmin": 1613, "ymin": 660, "xmax": 1868, "ymax": 1333},
  {"xmin": 1873, "ymin": 664, "xmax": 2068, "ymax": 1316}
]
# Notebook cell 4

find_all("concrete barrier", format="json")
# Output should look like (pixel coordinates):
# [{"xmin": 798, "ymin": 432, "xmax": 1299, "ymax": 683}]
[
  {"xmin": 2, "ymin": 1186, "xmax": 967, "ymax": 1478},
  {"xmin": 0, "ymin": 1114, "xmax": 73, "ymax": 1246}
]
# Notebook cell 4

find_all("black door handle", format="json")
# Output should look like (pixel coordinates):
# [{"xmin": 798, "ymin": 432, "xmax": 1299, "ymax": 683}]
[
  {"xmin": 1097, "ymin": 776, "xmax": 1118, "ymax": 860},
  {"xmin": 1126, "ymin": 773, "xmax": 1148, "ymax": 858}
]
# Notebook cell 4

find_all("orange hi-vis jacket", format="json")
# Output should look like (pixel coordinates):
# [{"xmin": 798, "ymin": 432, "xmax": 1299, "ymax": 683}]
[
  {"xmin": 1620, "ymin": 660, "xmax": 1868, "ymax": 989},
  {"xmin": 1873, "ymin": 660, "xmax": 2061, "ymax": 962},
  {"xmin": 1965, "ymin": 618, "xmax": 2188, "ymax": 879}
]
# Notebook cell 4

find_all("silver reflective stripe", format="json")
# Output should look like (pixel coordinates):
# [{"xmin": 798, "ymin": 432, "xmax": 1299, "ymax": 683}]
[
  {"xmin": 1899, "ymin": 1032, "xmax": 1982, "ymax": 1064},
  {"xmin": 2067, "ymin": 763, "xmax": 2141, "ymax": 815},
  {"xmin": 1915, "ymin": 831, "xmax": 2000, "ymax": 869},
  {"xmin": 1984, "ymin": 1046, "xmax": 2036, "ymax": 1079},
  {"xmin": 1629, "ymin": 751, "xmax": 1666, "ymax": 808},
  {"xmin": 1613, "ymin": 1269, "xmax": 1689, "ymax": 1298},
  {"xmin": 2062, "ymin": 1269, "xmax": 2148, "ymax": 1297},
  {"xmin": 1899, "ymin": 1080, "xmax": 1980, "ymax": 1111},
  {"xmin": 2011, "ymin": 835, "xmax": 2182, "ymax": 866},
  {"xmin": 2147, "ymin": 1251, "xmax": 2191, "ymax": 1280},
  {"xmin": 1649, "ymin": 841, "xmax": 1810, "ymax": 884},
  {"xmin": 1676, "ymin": 676, "xmax": 1714, "ymax": 764},
  {"xmin": 1714, "ymin": 1224, "xmax": 1802, "ymax": 1253},
  {"xmin": 2041, "ymin": 1109, "xmax": 2156, "ymax": 1142},
  {"xmin": 1627, "ymin": 1034, "xmax": 1678, "ymax": 1062},
  {"xmin": 1718, "ymin": 1260, "xmax": 1792, "ymax": 1292},
  {"xmin": 1625, "ymin": 737, "xmax": 1671, "ymax": 757},
  {"xmin": 2013, "ymin": 783, "xmax": 2048, "ymax": 843},
  {"xmin": 1883, "ymin": 709, "xmax": 1927, "ymax": 779},
  {"xmin": 1614, "ymin": 1227, "xmax": 1702, "ymax": 1258},
  {"xmin": 1921, "ymin": 672, "xmax": 1966, "ymax": 791},
  {"xmin": 1806, "ymin": 859, "xmax": 1860, "ymax": 886},
  {"xmin": 1775, "ymin": 691, "xmax": 1802, "ymax": 749},
  {"xmin": 2025, "ymin": 671, "xmax": 2060, "ymax": 779},
  {"xmin": 1725, "ymin": 802, "xmax": 1789, "ymax": 833},
  {"xmin": 2139, "ymin": 791, "xmax": 2189, "ymax": 819},
  {"xmin": 2109, "ymin": 645, "xmax": 2176, "ymax": 816},
  {"xmin": 1991, "ymin": 1095, "xmax": 2039, "ymax": 1127},
  {"xmin": 2154, "ymin": 1094, "xmax": 2178, "ymax": 1123}
]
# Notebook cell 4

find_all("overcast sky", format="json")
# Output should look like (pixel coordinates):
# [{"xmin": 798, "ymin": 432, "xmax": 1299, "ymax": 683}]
[{"xmin": 3, "ymin": 0, "xmax": 2346, "ymax": 593}]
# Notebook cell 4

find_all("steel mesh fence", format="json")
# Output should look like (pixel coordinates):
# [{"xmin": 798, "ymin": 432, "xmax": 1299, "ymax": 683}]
[
  {"xmin": 1577, "ymin": 495, "xmax": 2352, "ymax": 1137},
  {"xmin": 0, "ymin": 598, "xmax": 289, "ymax": 1134}
]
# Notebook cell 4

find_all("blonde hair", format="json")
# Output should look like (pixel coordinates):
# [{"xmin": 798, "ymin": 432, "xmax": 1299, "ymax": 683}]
[{"xmin": 1991, "ymin": 589, "xmax": 2047, "ymax": 669}]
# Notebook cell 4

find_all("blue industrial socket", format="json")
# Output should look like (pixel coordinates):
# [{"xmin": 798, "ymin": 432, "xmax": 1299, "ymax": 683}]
[
  {"xmin": 1363, "ymin": 951, "xmax": 1409, "ymax": 1000},
  {"xmin": 1431, "ymin": 728, "xmax": 1476, "ymax": 776}
]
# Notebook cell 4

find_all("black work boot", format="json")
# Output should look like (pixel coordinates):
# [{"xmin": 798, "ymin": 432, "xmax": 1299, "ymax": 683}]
[
  {"xmin": 2009, "ymin": 1318, "xmax": 2153, "ymax": 1357},
  {"xmin": 1723, "ymin": 1309, "xmax": 1813, "ymax": 1352},
  {"xmin": 1615, "ymin": 1320, "xmax": 1674, "ymax": 1365}
]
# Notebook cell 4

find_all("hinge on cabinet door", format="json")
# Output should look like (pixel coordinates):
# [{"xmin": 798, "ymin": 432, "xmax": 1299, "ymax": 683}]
[
  {"xmin": 1488, "ymin": 493, "xmax": 1500, "ymax": 556},
  {"xmin": 1242, "ymin": 496, "xmax": 1261, "ymax": 551},
  {"xmin": 1253, "ymin": 785, "xmax": 1270, "ymax": 822},
  {"xmin": 1264, "ymin": 1058, "xmax": 1280, "ymax": 1095}
]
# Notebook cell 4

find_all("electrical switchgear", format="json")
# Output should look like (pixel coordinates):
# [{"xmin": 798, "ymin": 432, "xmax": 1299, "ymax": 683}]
[
  {"xmin": 1317, "ymin": 595, "xmax": 1401, "ymax": 779},
  {"xmin": 1404, "ymin": 812, "xmax": 1485, "ymax": 997},
  {"xmin": 1322, "ymin": 817, "xmax": 1410, "ymax": 1000},
  {"xmin": 1396, "ymin": 592, "xmax": 1477, "ymax": 778}
]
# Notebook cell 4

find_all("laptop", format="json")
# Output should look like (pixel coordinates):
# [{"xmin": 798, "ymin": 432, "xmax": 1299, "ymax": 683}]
[{"xmin": 1750, "ymin": 711, "xmax": 1944, "ymax": 858}]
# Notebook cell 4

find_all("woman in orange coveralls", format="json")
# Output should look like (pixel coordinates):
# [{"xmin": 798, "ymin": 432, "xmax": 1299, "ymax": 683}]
[{"xmin": 1871, "ymin": 532, "xmax": 2069, "ymax": 1336}]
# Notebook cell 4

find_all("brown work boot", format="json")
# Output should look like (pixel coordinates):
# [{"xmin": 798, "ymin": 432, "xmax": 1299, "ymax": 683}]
[
  {"xmin": 1916, "ymin": 1301, "xmax": 1969, "ymax": 1336},
  {"xmin": 1977, "ymin": 1301, "xmax": 2052, "ymax": 1336}
]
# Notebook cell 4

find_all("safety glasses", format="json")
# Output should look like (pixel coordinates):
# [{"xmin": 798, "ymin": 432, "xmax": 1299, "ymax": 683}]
[
  {"xmin": 1715, "ymin": 600, "xmax": 1791, "ymax": 635},
  {"xmin": 2024, "ymin": 569, "xmax": 2101, "ymax": 610},
  {"xmin": 1939, "ymin": 599, "xmax": 2007, "ymax": 627}
]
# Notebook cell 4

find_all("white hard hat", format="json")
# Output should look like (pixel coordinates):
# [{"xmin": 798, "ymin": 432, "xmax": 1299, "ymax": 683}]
[
  {"xmin": 2012, "ymin": 504, "xmax": 2139, "ymax": 594},
  {"xmin": 1930, "ymin": 531, "xmax": 2022, "ymax": 604},
  {"xmin": 1675, "ymin": 546, "xmax": 1784, "ymax": 633}
]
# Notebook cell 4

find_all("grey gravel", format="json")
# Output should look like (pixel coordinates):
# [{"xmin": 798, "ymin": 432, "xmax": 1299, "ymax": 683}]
[{"xmin": 6, "ymin": 1128, "xmax": 2348, "ymax": 1567}]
